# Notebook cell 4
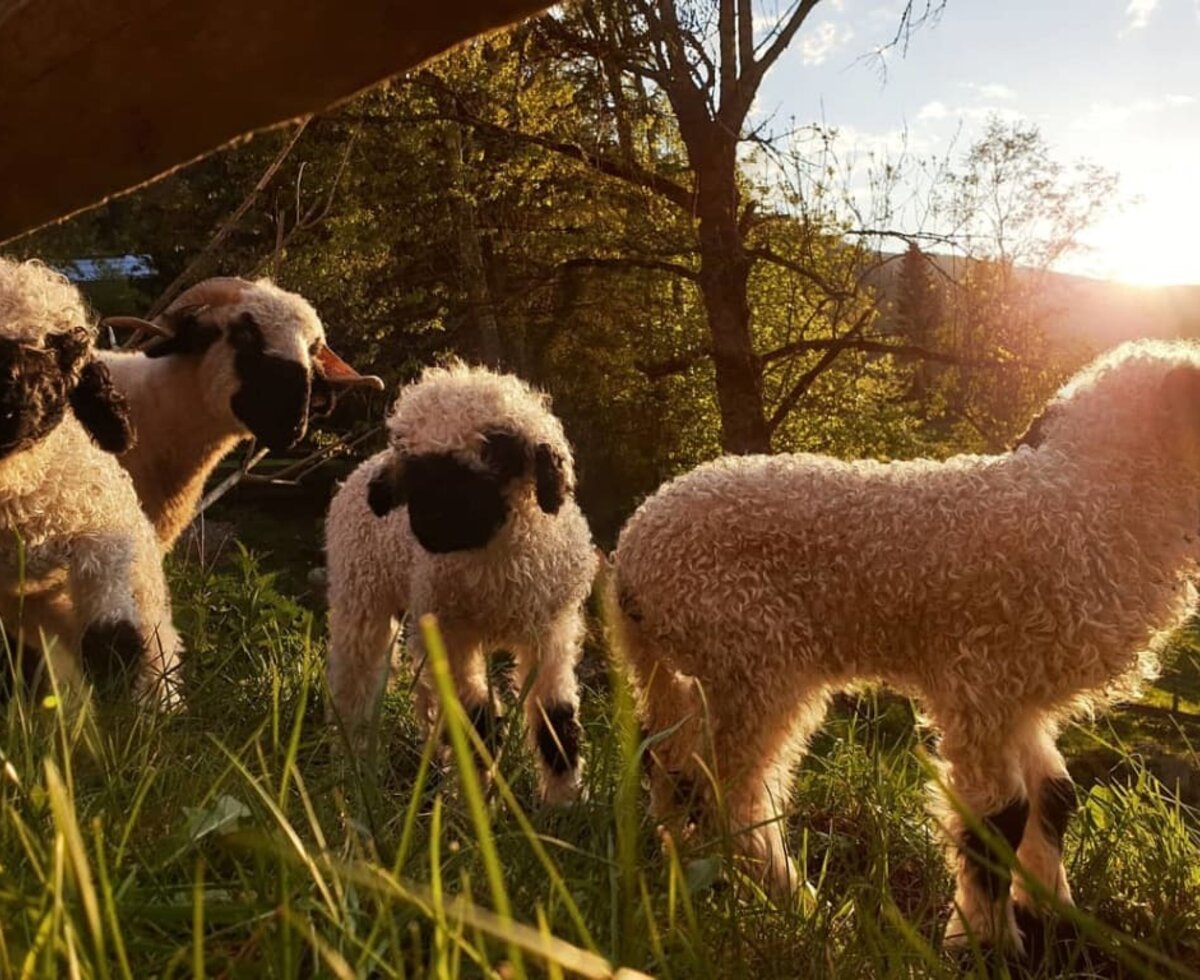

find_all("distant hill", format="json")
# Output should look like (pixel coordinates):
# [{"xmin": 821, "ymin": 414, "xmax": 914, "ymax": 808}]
[{"xmin": 871, "ymin": 252, "xmax": 1200, "ymax": 352}]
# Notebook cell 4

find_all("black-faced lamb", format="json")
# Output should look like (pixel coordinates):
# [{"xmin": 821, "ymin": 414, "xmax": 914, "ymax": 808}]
[
  {"xmin": 0, "ymin": 257, "xmax": 181, "ymax": 706},
  {"xmin": 610, "ymin": 340, "xmax": 1200, "ymax": 952},
  {"xmin": 325, "ymin": 364, "xmax": 596, "ymax": 803},
  {"xmin": 99, "ymin": 277, "xmax": 381, "ymax": 548}
]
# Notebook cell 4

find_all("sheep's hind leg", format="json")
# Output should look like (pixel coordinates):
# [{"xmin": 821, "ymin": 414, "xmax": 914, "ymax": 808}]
[
  {"xmin": 515, "ymin": 610, "xmax": 585, "ymax": 806},
  {"xmin": 935, "ymin": 717, "xmax": 1029, "ymax": 954},
  {"xmin": 704, "ymin": 680, "xmax": 828, "ymax": 900}
]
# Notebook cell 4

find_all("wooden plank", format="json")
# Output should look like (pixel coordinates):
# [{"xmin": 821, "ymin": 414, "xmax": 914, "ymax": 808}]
[{"xmin": 0, "ymin": 0, "xmax": 549, "ymax": 243}]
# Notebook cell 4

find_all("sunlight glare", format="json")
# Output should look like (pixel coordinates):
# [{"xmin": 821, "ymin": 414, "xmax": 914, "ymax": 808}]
[{"xmin": 1080, "ymin": 201, "xmax": 1199, "ymax": 287}]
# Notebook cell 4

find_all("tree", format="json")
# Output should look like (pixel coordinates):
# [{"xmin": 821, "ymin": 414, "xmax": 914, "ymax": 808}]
[{"xmin": 435, "ymin": 0, "xmax": 944, "ymax": 453}]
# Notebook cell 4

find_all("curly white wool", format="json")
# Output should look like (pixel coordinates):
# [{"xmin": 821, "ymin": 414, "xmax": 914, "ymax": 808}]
[
  {"xmin": 0, "ymin": 257, "xmax": 181, "ymax": 706},
  {"xmin": 612, "ymin": 339, "xmax": 1200, "ymax": 951},
  {"xmin": 325, "ymin": 364, "xmax": 596, "ymax": 803}
]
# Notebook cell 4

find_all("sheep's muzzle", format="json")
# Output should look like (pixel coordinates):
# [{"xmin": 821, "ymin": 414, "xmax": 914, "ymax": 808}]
[{"xmin": 405, "ymin": 453, "xmax": 509, "ymax": 553}]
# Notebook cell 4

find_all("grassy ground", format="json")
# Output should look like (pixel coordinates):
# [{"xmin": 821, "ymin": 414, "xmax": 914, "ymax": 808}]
[{"xmin": 1, "ymin": 545, "xmax": 1199, "ymax": 979}]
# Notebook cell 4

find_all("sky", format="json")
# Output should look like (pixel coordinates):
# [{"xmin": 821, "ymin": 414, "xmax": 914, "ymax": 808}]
[{"xmin": 753, "ymin": 0, "xmax": 1200, "ymax": 284}]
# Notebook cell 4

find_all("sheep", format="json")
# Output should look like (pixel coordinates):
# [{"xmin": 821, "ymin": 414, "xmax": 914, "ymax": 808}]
[
  {"xmin": 0, "ymin": 257, "xmax": 182, "ymax": 707},
  {"xmin": 609, "ymin": 339, "xmax": 1200, "ymax": 953},
  {"xmin": 325, "ymin": 364, "xmax": 596, "ymax": 804},
  {"xmin": 99, "ymin": 277, "xmax": 381, "ymax": 549}
]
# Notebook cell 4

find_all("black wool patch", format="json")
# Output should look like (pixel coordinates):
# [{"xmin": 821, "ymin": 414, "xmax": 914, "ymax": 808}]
[
  {"xmin": 465, "ymin": 701, "xmax": 505, "ymax": 758},
  {"xmin": 534, "ymin": 443, "xmax": 568, "ymax": 514},
  {"xmin": 228, "ymin": 313, "xmax": 311, "ymax": 451},
  {"xmin": 535, "ymin": 702, "xmax": 582, "ymax": 776},
  {"xmin": 0, "ymin": 337, "xmax": 72, "ymax": 459},
  {"xmin": 961, "ymin": 796, "xmax": 1029, "ymax": 900},
  {"xmin": 367, "ymin": 465, "xmax": 403, "ymax": 517},
  {"xmin": 1039, "ymin": 776, "xmax": 1078, "ymax": 851},
  {"xmin": 70, "ymin": 360, "xmax": 135, "ymax": 453},
  {"xmin": 405, "ymin": 453, "xmax": 508, "ymax": 553},
  {"xmin": 80, "ymin": 619, "xmax": 144, "ymax": 697}
]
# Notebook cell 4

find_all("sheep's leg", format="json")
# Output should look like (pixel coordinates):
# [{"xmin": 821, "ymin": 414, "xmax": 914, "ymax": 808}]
[
  {"xmin": 706, "ymin": 682, "xmax": 828, "ymax": 900},
  {"xmin": 409, "ymin": 622, "xmax": 500, "ymax": 775},
  {"xmin": 1011, "ymin": 718, "xmax": 1078, "ymax": 954},
  {"xmin": 327, "ymin": 600, "xmax": 396, "ymax": 748},
  {"xmin": 68, "ymin": 534, "xmax": 144, "ymax": 697},
  {"xmin": 515, "ymin": 610, "xmax": 585, "ymax": 806},
  {"xmin": 937, "ymin": 720, "xmax": 1028, "ymax": 953},
  {"xmin": 128, "ymin": 532, "xmax": 183, "ymax": 710}
]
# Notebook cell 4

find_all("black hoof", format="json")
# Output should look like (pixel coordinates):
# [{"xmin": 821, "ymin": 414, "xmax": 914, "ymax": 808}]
[{"xmin": 81, "ymin": 619, "xmax": 143, "ymax": 697}]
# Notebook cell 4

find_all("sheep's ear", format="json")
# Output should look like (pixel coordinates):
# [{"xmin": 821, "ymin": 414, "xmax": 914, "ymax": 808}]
[
  {"xmin": 70, "ymin": 360, "xmax": 135, "ymax": 454},
  {"xmin": 366, "ymin": 461, "xmax": 406, "ymax": 517},
  {"xmin": 1011, "ymin": 405, "xmax": 1057, "ymax": 450},
  {"xmin": 142, "ymin": 305, "xmax": 221, "ymax": 358},
  {"xmin": 481, "ymin": 429, "xmax": 528, "ymax": 483},
  {"xmin": 534, "ymin": 443, "xmax": 569, "ymax": 514}
]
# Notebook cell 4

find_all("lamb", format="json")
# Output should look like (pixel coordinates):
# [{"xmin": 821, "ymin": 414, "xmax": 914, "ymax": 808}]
[
  {"xmin": 325, "ymin": 364, "xmax": 596, "ymax": 803},
  {"xmin": 610, "ymin": 339, "xmax": 1200, "ymax": 952},
  {"xmin": 99, "ymin": 277, "xmax": 381, "ymax": 549},
  {"xmin": 0, "ymin": 257, "xmax": 182, "ymax": 706}
]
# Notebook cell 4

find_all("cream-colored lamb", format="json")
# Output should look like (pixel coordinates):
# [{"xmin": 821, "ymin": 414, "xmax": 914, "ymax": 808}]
[
  {"xmin": 326, "ymin": 364, "xmax": 596, "ymax": 803},
  {"xmin": 0, "ymin": 257, "xmax": 181, "ymax": 706},
  {"xmin": 611, "ymin": 340, "xmax": 1200, "ymax": 952}
]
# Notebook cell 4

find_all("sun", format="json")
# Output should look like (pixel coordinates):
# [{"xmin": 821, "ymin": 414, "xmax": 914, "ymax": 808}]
[{"xmin": 1080, "ymin": 204, "xmax": 1199, "ymax": 287}]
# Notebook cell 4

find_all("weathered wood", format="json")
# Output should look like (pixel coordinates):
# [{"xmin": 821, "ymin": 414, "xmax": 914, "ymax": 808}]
[{"xmin": 0, "ymin": 0, "xmax": 549, "ymax": 243}]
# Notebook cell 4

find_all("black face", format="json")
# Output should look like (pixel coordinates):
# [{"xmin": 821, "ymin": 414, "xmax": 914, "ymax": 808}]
[
  {"xmin": 405, "ymin": 453, "xmax": 510, "ymax": 553},
  {"xmin": 227, "ymin": 313, "xmax": 311, "ymax": 451},
  {"xmin": 366, "ymin": 428, "xmax": 574, "ymax": 553},
  {"xmin": 0, "ymin": 330, "xmax": 89, "ymax": 460}
]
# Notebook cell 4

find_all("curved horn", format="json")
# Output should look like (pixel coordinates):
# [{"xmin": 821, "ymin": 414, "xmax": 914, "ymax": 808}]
[
  {"xmin": 315, "ymin": 344, "xmax": 384, "ymax": 390},
  {"xmin": 100, "ymin": 315, "xmax": 173, "ymax": 338}
]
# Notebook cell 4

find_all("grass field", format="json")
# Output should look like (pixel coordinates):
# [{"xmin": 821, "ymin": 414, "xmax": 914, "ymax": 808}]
[{"xmin": 1, "ymin": 543, "xmax": 1199, "ymax": 979}]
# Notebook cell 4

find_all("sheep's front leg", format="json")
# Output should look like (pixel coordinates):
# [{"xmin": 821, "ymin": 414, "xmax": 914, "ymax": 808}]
[
  {"xmin": 327, "ymin": 600, "xmax": 397, "ymax": 750},
  {"xmin": 515, "ymin": 610, "xmax": 585, "ymax": 806},
  {"xmin": 68, "ymin": 533, "xmax": 144, "ymax": 697},
  {"xmin": 1012, "ymin": 719, "xmax": 1079, "ymax": 956},
  {"xmin": 408, "ymin": 619, "xmax": 500, "ymax": 776},
  {"xmin": 937, "ymin": 719, "xmax": 1029, "ymax": 954}
]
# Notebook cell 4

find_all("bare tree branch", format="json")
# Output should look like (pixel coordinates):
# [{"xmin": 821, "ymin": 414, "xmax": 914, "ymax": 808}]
[{"xmin": 148, "ymin": 117, "xmax": 311, "ymax": 317}]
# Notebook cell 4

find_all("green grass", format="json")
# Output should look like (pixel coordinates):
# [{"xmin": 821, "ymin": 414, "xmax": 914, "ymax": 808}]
[{"xmin": 2, "ymin": 547, "xmax": 1199, "ymax": 978}]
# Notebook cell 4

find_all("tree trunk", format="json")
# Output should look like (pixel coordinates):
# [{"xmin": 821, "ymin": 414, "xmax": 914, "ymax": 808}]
[
  {"xmin": 693, "ymin": 140, "xmax": 771, "ymax": 454},
  {"xmin": 444, "ymin": 122, "xmax": 503, "ymax": 369}
]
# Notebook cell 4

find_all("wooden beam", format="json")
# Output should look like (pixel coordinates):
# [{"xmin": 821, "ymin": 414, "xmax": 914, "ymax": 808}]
[{"xmin": 0, "ymin": 0, "xmax": 549, "ymax": 243}]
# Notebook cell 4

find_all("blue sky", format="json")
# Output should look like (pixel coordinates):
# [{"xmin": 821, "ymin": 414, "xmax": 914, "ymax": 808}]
[{"xmin": 753, "ymin": 0, "xmax": 1200, "ymax": 283}]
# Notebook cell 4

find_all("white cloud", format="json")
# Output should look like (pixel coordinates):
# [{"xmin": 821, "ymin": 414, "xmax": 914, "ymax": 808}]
[
  {"xmin": 1125, "ymin": 0, "xmax": 1158, "ymax": 30},
  {"xmin": 798, "ymin": 20, "xmax": 855, "ymax": 65},
  {"xmin": 976, "ymin": 83, "xmax": 1017, "ymax": 101},
  {"xmin": 1074, "ymin": 95, "xmax": 1195, "ymax": 130},
  {"xmin": 917, "ymin": 100, "xmax": 949, "ymax": 121}
]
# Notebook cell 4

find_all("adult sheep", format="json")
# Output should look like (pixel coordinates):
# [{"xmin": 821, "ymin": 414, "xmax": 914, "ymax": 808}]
[
  {"xmin": 0, "ymin": 257, "xmax": 181, "ymax": 706},
  {"xmin": 100, "ymin": 277, "xmax": 381, "ymax": 549},
  {"xmin": 610, "ymin": 340, "xmax": 1200, "ymax": 952},
  {"xmin": 325, "ymin": 364, "xmax": 596, "ymax": 804}
]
